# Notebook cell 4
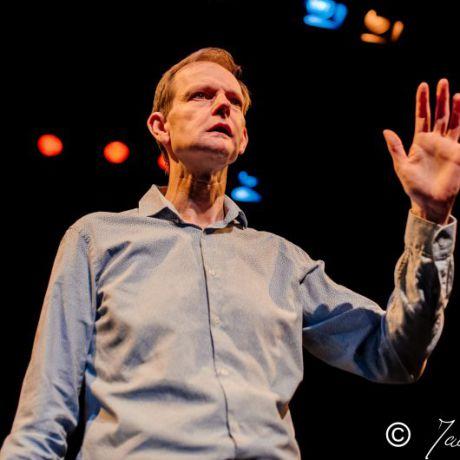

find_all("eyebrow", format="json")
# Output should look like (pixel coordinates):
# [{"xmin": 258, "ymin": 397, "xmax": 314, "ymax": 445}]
[{"xmin": 183, "ymin": 85, "xmax": 243, "ymax": 103}]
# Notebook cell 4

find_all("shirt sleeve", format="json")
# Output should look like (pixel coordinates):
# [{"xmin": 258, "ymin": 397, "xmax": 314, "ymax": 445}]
[
  {"xmin": 0, "ymin": 226, "xmax": 97, "ymax": 459},
  {"xmin": 300, "ymin": 210, "xmax": 456, "ymax": 384}
]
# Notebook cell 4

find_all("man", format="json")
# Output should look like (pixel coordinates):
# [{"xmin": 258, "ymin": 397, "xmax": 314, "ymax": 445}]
[{"xmin": 1, "ymin": 47, "xmax": 458, "ymax": 459}]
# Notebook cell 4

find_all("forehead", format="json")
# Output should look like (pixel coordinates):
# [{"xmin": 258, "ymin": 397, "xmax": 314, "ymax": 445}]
[{"xmin": 172, "ymin": 61, "xmax": 243, "ymax": 96}]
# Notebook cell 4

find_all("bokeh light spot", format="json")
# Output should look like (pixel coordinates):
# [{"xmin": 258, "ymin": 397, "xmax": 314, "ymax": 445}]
[
  {"xmin": 157, "ymin": 153, "xmax": 168, "ymax": 172},
  {"xmin": 37, "ymin": 134, "xmax": 63, "ymax": 157},
  {"xmin": 104, "ymin": 141, "xmax": 130, "ymax": 164}
]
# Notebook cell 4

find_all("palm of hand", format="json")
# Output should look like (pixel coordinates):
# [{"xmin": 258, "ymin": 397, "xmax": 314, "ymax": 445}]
[
  {"xmin": 401, "ymin": 132, "xmax": 460, "ymax": 203},
  {"xmin": 384, "ymin": 79, "xmax": 460, "ymax": 223}
]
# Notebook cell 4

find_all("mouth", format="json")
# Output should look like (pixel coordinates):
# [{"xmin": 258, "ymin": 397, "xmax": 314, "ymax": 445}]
[{"xmin": 207, "ymin": 123, "xmax": 233, "ymax": 137}]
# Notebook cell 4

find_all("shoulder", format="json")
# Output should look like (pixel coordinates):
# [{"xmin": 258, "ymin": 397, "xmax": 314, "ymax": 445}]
[
  {"xmin": 55, "ymin": 208, "xmax": 142, "ymax": 272},
  {"xmin": 65, "ymin": 208, "xmax": 139, "ymax": 238}
]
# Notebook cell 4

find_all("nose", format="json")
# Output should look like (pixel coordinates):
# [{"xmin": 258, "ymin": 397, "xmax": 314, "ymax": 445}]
[{"xmin": 211, "ymin": 91, "xmax": 231, "ymax": 118}]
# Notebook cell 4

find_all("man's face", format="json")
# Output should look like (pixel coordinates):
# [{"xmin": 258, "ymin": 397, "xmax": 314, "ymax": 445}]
[{"xmin": 160, "ymin": 61, "xmax": 248, "ymax": 173}]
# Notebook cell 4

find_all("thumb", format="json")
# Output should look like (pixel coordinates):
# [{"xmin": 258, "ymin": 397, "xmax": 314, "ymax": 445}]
[{"xmin": 383, "ymin": 129, "xmax": 407, "ymax": 164}]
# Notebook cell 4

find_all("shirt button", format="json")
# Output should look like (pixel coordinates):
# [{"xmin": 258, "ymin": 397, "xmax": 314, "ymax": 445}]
[
  {"xmin": 208, "ymin": 268, "xmax": 217, "ymax": 277},
  {"xmin": 218, "ymin": 368, "xmax": 229, "ymax": 376},
  {"xmin": 212, "ymin": 315, "xmax": 221, "ymax": 326}
]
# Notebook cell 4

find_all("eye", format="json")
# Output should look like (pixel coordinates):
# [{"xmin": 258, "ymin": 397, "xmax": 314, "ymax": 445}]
[
  {"xmin": 192, "ymin": 91, "xmax": 208, "ymax": 100},
  {"xmin": 231, "ymin": 98, "xmax": 243, "ymax": 107}
]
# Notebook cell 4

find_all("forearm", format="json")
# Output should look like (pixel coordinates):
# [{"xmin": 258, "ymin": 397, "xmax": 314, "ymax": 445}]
[{"xmin": 384, "ymin": 210, "xmax": 456, "ymax": 381}]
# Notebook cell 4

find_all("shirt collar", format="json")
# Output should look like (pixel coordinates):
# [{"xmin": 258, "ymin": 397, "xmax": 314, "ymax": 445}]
[{"xmin": 138, "ymin": 183, "xmax": 248, "ymax": 229}]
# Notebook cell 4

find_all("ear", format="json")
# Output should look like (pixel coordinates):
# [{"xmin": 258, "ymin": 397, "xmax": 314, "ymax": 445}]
[
  {"xmin": 238, "ymin": 127, "xmax": 249, "ymax": 156},
  {"xmin": 147, "ymin": 112, "xmax": 170, "ymax": 147}
]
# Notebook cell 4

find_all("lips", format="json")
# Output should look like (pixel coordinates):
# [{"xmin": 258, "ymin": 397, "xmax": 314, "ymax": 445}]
[{"xmin": 207, "ymin": 122, "xmax": 233, "ymax": 137}]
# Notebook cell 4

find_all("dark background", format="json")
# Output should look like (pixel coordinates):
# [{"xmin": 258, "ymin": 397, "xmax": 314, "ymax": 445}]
[{"xmin": 2, "ymin": 0, "xmax": 459, "ymax": 458}]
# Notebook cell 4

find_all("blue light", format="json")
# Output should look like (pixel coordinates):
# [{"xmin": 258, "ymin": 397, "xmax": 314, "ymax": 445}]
[
  {"xmin": 306, "ymin": 0, "xmax": 335, "ymax": 19},
  {"xmin": 231, "ymin": 186, "xmax": 262, "ymax": 203},
  {"xmin": 304, "ymin": 0, "xmax": 347, "ymax": 30},
  {"xmin": 232, "ymin": 170, "xmax": 262, "ymax": 203},
  {"xmin": 238, "ymin": 170, "xmax": 258, "ymax": 188}
]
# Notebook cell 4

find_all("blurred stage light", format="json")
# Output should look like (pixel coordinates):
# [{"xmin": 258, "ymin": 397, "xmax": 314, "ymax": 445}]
[
  {"xmin": 37, "ymin": 134, "xmax": 63, "ymax": 157},
  {"xmin": 391, "ymin": 21, "xmax": 404, "ymax": 42},
  {"xmin": 231, "ymin": 171, "xmax": 262, "ymax": 203},
  {"xmin": 103, "ymin": 141, "xmax": 130, "ymax": 164},
  {"xmin": 364, "ymin": 9, "xmax": 390, "ymax": 34},
  {"xmin": 238, "ymin": 170, "xmax": 258, "ymax": 188},
  {"xmin": 231, "ymin": 186, "xmax": 262, "ymax": 203},
  {"xmin": 303, "ymin": 0, "xmax": 348, "ymax": 30},
  {"xmin": 361, "ymin": 10, "xmax": 404, "ymax": 44},
  {"xmin": 157, "ymin": 153, "xmax": 168, "ymax": 172}
]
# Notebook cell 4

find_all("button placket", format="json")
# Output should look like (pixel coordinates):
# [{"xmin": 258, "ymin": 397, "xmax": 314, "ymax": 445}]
[
  {"xmin": 200, "ymin": 233, "xmax": 227, "ymax": 371},
  {"xmin": 202, "ymin": 236, "xmax": 221, "ymax": 331}
]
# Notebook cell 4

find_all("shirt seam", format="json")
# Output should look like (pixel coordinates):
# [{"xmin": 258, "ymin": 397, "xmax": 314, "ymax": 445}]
[{"xmin": 65, "ymin": 225, "xmax": 99, "ymax": 396}]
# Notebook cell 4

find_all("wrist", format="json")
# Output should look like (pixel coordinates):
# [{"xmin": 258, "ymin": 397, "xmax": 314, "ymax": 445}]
[{"xmin": 410, "ymin": 203, "xmax": 451, "ymax": 225}]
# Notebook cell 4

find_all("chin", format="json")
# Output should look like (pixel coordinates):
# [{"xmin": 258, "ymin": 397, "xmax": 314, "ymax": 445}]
[
  {"xmin": 178, "ymin": 140, "xmax": 238, "ymax": 168},
  {"xmin": 191, "ymin": 141, "xmax": 234, "ymax": 158}
]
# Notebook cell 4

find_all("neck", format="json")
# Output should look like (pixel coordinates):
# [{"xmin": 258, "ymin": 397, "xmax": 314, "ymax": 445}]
[{"xmin": 164, "ymin": 164, "xmax": 228, "ymax": 228}]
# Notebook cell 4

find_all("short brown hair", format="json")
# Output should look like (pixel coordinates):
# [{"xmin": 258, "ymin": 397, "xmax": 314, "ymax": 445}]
[{"xmin": 151, "ymin": 47, "xmax": 252, "ymax": 172}]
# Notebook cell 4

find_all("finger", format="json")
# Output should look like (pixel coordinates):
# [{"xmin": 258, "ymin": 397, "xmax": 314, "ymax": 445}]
[
  {"xmin": 434, "ymin": 78, "xmax": 450, "ymax": 135},
  {"xmin": 414, "ymin": 82, "xmax": 431, "ymax": 135},
  {"xmin": 446, "ymin": 93, "xmax": 460, "ymax": 142},
  {"xmin": 383, "ymin": 129, "xmax": 407, "ymax": 164}
]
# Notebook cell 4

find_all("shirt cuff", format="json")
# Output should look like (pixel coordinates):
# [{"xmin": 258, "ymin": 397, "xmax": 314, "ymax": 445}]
[{"xmin": 404, "ymin": 209, "xmax": 457, "ymax": 260}]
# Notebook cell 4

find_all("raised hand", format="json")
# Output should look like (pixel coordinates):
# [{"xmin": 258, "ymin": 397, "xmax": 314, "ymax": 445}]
[{"xmin": 383, "ymin": 79, "xmax": 460, "ymax": 224}]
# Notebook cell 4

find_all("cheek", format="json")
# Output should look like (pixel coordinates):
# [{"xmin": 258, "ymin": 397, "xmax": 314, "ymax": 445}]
[
  {"xmin": 176, "ymin": 112, "xmax": 204, "ymax": 136},
  {"xmin": 169, "ymin": 115, "xmax": 192, "ymax": 143},
  {"xmin": 235, "ymin": 124, "xmax": 247, "ymax": 145}
]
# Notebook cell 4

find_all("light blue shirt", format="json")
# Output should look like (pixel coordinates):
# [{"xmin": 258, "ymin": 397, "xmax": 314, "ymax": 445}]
[{"xmin": 1, "ymin": 184, "xmax": 456, "ymax": 459}]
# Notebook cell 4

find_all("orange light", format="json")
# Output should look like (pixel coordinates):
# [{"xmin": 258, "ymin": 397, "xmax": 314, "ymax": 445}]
[
  {"xmin": 364, "ymin": 10, "xmax": 391, "ymax": 35},
  {"xmin": 391, "ymin": 21, "xmax": 404, "ymax": 42},
  {"xmin": 103, "ymin": 141, "xmax": 130, "ymax": 164},
  {"xmin": 157, "ymin": 153, "xmax": 168, "ymax": 172},
  {"xmin": 37, "ymin": 134, "xmax": 63, "ymax": 157},
  {"xmin": 361, "ymin": 33, "xmax": 386, "ymax": 44},
  {"xmin": 361, "ymin": 10, "xmax": 404, "ymax": 45}
]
